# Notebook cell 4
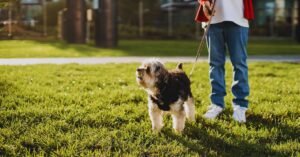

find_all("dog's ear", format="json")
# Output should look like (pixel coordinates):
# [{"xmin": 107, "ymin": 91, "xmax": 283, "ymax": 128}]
[{"xmin": 176, "ymin": 63, "xmax": 183, "ymax": 70}]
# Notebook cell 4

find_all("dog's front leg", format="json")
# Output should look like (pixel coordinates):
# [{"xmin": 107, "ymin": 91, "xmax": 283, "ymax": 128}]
[
  {"xmin": 184, "ymin": 96, "xmax": 196, "ymax": 122},
  {"xmin": 149, "ymin": 108, "xmax": 163, "ymax": 131},
  {"xmin": 148, "ymin": 100, "xmax": 164, "ymax": 131},
  {"xmin": 171, "ymin": 110, "xmax": 186, "ymax": 133}
]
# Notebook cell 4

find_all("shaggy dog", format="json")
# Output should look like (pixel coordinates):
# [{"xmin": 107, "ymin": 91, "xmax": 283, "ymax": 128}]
[{"xmin": 136, "ymin": 59, "xmax": 195, "ymax": 133}]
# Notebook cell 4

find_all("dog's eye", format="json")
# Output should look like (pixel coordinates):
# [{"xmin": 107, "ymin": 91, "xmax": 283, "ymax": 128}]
[
  {"xmin": 146, "ymin": 66, "xmax": 150, "ymax": 73},
  {"xmin": 155, "ymin": 66, "xmax": 160, "ymax": 72}
]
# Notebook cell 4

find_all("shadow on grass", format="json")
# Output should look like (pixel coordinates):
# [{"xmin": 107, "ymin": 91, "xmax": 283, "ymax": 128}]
[
  {"xmin": 0, "ymin": 80, "xmax": 16, "ymax": 129},
  {"xmin": 116, "ymin": 40, "xmax": 204, "ymax": 56},
  {"xmin": 35, "ymin": 40, "xmax": 106, "ymax": 56},
  {"xmin": 163, "ymin": 113, "xmax": 295, "ymax": 157},
  {"xmin": 32, "ymin": 39, "xmax": 300, "ymax": 57},
  {"xmin": 0, "ymin": 80, "xmax": 13, "ymax": 100},
  {"xmin": 34, "ymin": 40, "xmax": 205, "ymax": 57},
  {"xmin": 247, "ymin": 113, "xmax": 300, "ymax": 142}
]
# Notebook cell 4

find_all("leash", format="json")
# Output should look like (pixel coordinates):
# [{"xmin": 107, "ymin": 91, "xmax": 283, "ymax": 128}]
[{"xmin": 189, "ymin": 0, "xmax": 217, "ymax": 77}]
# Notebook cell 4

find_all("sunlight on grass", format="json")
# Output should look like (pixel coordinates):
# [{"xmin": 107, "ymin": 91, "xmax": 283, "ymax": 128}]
[{"xmin": 0, "ymin": 62, "xmax": 299, "ymax": 156}]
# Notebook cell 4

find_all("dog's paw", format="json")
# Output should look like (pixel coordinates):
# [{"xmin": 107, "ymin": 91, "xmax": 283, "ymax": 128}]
[
  {"xmin": 152, "ymin": 124, "xmax": 164, "ymax": 132},
  {"xmin": 174, "ymin": 128, "xmax": 184, "ymax": 134},
  {"xmin": 187, "ymin": 116, "xmax": 196, "ymax": 123},
  {"xmin": 173, "ymin": 126, "xmax": 185, "ymax": 134}
]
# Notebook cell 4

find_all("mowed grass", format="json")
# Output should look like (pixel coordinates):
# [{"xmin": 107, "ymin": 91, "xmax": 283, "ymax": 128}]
[
  {"xmin": 0, "ymin": 39, "xmax": 299, "ymax": 58},
  {"xmin": 0, "ymin": 62, "xmax": 299, "ymax": 156}
]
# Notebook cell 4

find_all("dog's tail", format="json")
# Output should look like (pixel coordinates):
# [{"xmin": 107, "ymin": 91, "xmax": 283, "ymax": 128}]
[{"xmin": 177, "ymin": 63, "xmax": 183, "ymax": 70}]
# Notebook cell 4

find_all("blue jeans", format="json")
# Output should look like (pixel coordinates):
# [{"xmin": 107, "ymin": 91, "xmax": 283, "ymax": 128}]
[{"xmin": 206, "ymin": 21, "xmax": 249, "ymax": 108}]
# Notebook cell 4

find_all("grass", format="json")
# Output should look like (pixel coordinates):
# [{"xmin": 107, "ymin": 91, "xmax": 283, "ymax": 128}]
[
  {"xmin": 0, "ymin": 62, "xmax": 299, "ymax": 156},
  {"xmin": 0, "ymin": 39, "xmax": 299, "ymax": 58}
]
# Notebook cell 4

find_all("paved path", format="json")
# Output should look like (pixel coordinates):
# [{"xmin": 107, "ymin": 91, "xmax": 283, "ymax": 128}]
[{"xmin": 0, "ymin": 56, "xmax": 299, "ymax": 65}]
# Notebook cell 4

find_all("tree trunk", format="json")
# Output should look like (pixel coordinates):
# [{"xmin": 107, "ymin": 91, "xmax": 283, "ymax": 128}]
[
  {"xmin": 94, "ymin": 0, "xmax": 118, "ymax": 47},
  {"xmin": 297, "ymin": 0, "xmax": 300, "ymax": 42},
  {"xmin": 65, "ymin": 0, "xmax": 86, "ymax": 44}
]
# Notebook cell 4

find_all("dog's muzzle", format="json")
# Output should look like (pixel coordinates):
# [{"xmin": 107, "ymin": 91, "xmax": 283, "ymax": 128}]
[{"xmin": 136, "ymin": 68, "xmax": 144, "ymax": 80}]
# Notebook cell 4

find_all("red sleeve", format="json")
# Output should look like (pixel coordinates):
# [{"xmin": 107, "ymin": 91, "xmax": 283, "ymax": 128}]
[
  {"xmin": 195, "ymin": 0, "xmax": 212, "ymax": 22},
  {"xmin": 195, "ymin": 5, "xmax": 209, "ymax": 22},
  {"xmin": 196, "ymin": 0, "xmax": 254, "ymax": 22},
  {"xmin": 244, "ymin": 0, "xmax": 255, "ymax": 20}
]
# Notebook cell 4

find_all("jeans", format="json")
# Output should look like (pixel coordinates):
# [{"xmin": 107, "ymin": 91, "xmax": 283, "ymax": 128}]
[{"xmin": 206, "ymin": 21, "xmax": 250, "ymax": 108}]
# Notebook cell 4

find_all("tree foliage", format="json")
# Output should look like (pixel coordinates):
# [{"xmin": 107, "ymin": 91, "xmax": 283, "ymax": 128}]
[
  {"xmin": 0, "ymin": 0, "xmax": 10, "ymax": 8},
  {"xmin": 118, "ymin": 0, "xmax": 162, "ymax": 26},
  {"xmin": 0, "ymin": 0, "xmax": 18, "ymax": 8}
]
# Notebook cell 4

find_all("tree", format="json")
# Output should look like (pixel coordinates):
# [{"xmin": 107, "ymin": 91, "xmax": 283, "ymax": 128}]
[
  {"xmin": 297, "ymin": 0, "xmax": 300, "ymax": 42},
  {"xmin": 118, "ymin": 0, "xmax": 162, "ymax": 38},
  {"xmin": 94, "ymin": 0, "xmax": 118, "ymax": 47},
  {"xmin": 0, "ymin": 0, "xmax": 18, "ymax": 8},
  {"xmin": 65, "ymin": 0, "xmax": 86, "ymax": 43},
  {"xmin": 118, "ymin": 0, "xmax": 161, "ymax": 26}
]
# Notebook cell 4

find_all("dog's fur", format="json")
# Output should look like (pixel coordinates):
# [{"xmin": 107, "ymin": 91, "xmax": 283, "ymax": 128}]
[{"xmin": 136, "ymin": 59, "xmax": 195, "ymax": 133}]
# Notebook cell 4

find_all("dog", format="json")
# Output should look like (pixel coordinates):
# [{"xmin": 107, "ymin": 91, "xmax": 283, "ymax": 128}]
[{"xmin": 136, "ymin": 59, "xmax": 195, "ymax": 133}]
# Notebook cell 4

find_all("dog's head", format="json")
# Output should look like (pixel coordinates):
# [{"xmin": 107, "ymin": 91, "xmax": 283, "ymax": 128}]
[{"xmin": 136, "ymin": 59, "xmax": 168, "ymax": 88}]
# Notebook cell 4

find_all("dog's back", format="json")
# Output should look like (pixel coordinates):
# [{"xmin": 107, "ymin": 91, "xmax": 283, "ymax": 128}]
[{"xmin": 168, "ymin": 69, "xmax": 192, "ymax": 97}]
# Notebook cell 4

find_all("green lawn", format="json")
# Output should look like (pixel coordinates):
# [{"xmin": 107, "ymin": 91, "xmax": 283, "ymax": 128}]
[
  {"xmin": 0, "ymin": 63, "xmax": 299, "ymax": 156},
  {"xmin": 0, "ymin": 39, "xmax": 299, "ymax": 58}
]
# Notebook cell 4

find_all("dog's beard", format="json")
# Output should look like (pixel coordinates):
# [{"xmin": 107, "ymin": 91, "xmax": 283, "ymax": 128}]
[{"xmin": 136, "ymin": 72, "xmax": 156, "ymax": 88}]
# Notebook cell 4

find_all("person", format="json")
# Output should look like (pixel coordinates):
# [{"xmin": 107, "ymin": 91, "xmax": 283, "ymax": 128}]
[{"xmin": 195, "ymin": 0, "xmax": 254, "ymax": 122}]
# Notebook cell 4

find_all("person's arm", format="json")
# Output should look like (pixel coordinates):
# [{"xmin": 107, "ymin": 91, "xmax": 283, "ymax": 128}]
[{"xmin": 201, "ymin": 0, "xmax": 214, "ymax": 20}]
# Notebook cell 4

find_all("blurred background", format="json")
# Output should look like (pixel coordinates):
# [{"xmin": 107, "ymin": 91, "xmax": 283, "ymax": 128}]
[{"xmin": 0, "ymin": 0, "xmax": 299, "ymax": 47}]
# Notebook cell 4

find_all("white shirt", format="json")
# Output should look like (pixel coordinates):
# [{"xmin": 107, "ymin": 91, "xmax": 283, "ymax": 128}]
[{"xmin": 206, "ymin": 0, "xmax": 249, "ymax": 27}]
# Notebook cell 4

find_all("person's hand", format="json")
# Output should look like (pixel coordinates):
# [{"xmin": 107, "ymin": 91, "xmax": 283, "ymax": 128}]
[{"xmin": 201, "ymin": 0, "xmax": 215, "ymax": 20}]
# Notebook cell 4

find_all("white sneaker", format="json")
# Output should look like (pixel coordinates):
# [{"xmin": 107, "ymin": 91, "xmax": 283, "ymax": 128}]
[
  {"xmin": 232, "ymin": 105, "xmax": 247, "ymax": 123},
  {"xmin": 203, "ymin": 104, "xmax": 223, "ymax": 119}
]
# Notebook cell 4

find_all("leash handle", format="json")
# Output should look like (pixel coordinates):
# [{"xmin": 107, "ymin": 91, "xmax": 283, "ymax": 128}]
[{"xmin": 189, "ymin": 0, "xmax": 217, "ymax": 77}]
